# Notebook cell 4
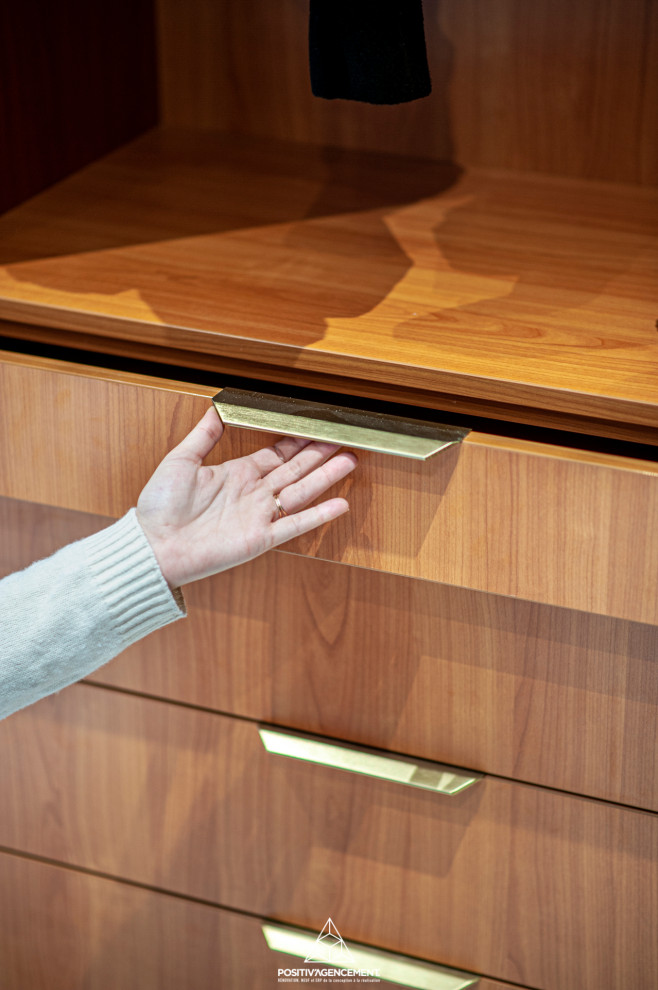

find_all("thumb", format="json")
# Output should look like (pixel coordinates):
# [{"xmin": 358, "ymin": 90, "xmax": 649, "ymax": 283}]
[{"xmin": 170, "ymin": 406, "xmax": 225, "ymax": 463}]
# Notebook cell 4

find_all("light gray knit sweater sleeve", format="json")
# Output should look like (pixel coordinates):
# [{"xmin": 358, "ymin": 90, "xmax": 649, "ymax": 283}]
[{"xmin": 0, "ymin": 509, "xmax": 186, "ymax": 720}]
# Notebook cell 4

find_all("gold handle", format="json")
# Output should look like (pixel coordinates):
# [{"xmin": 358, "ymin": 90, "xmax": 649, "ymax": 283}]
[
  {"xmin": 258, "ymin": 727, "xmax": 482, "ymax": 795},
  {"xmin": 213, "ymin": 388, "xmax": 469, "ymax": 459},
  {"xmin": 263, "ymin": 922, "xmax": 479, "ymax": 989}
]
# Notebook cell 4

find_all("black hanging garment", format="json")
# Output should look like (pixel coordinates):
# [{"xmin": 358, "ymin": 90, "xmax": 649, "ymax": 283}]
[{"xmin": 309, "ymin": 0, "xmax": 432, "ymax": 105}]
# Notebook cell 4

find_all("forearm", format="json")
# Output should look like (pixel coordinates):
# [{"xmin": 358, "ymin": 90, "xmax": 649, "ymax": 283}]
[{"xmin": 0, "ymin": 510, "xmax": 185, "ymax": 720}]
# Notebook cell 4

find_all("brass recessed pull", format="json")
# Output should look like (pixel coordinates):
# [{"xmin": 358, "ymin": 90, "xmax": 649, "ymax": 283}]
[
  {"xmin": 262, "ymin": 922, "xmax": 479, "ymax": 989},
  {"xmin": 213, "ymin": 388, "xmax": 469, "ymax": 460},
  {"xmin": 258, "ymin": 727, "xmax": 482, "ymax": 795}
]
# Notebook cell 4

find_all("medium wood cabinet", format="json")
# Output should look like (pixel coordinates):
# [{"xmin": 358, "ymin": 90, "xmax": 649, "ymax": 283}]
[
  {"xmin": 0, "ymin": 2, "xmax": 656, "ymax": 988},
  {"xmin": 1, "ymin": 685, "xmax": 657, "ymax": 988}
]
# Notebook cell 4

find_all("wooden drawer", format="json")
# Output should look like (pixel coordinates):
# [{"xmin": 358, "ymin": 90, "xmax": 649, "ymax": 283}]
[
  {"xmin": 0, "ymin": 349, "xmax": 657, "ymax": 623},
  {"xmin": 0, "ymin": 686, "xmax": 655, "ymax": 990},
  {"xmin": 2, "ymin": 493, "xmax": 657, "ymax": 811},
  {"xmin": 0, "ymin": 852, "xmax": 524, "ymax": 990}
]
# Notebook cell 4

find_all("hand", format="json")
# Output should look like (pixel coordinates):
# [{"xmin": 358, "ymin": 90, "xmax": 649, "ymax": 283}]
[{"xmin": 136, "ymin": 407, "xmax": 358, "ymax": 588}]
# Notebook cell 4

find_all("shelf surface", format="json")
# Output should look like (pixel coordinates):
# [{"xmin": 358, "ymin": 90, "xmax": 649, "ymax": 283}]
[{"xmin": 0, "ymin": 127, "xmax": 656, "ymax": 433}]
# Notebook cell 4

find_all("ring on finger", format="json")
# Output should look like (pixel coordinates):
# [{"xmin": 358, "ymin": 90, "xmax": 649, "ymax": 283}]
[{"xmin": 273, "ymin": 493, "xmax": 288, "ymax": 519}]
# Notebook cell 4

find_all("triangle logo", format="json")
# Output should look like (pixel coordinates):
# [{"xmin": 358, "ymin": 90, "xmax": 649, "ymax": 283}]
[{"xmin": 304, "ymin": 918, "xmax": 355, "ymax": 966}]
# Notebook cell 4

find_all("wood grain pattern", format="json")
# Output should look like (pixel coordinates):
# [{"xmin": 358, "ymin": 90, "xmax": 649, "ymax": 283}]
[
  {"xmin": 89, "ymin": 547, "xmax": 658, "ymax": 815},
  {"xmin": 4, "ymin": 495, "xmax": 657, "ymax": 812},
  {"xmin": 0, "ymin": 351, "xmax": 656, "ymax": 623},
  {"xmin": 0, "ymin": 130, "xmax": 656, "ymax": 431},
  {"xmin": 156, "ymin": 0, "xmax": 658, "ymax": 185},
  {"xmin": 0, "ymin": 351, "xmax": 216, "ymax": 515},
  {"xmin": 0, "ymin": 853, "xmax": 521, "ymax": 990},
  {"xmin": 2, "ymin": 317, "xmax": 657, "ymax": 444},
  {"xmin": 0, "ymin": 686, "xmax": 656, "ymax": 990},
  {"xmin": 288, "ymin": 435, "xmax": 658, "ymax": 625},
  {"xmin": 440, "ymin": 0, "xmax": 658, "ymax": 184}
]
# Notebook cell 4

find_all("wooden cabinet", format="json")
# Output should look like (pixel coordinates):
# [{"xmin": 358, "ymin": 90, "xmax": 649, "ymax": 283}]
[
  {"xmin": 0, "ymin": 2, "xmax": 656, "ymax": 988},
  {"xmin": 0, "ymin": 852, "xmax": 522, "ymax": 990},
  {"xmin": 1, "ymin": 685, "xmax": 657, "ymax": 990},
  {"xmin": 3, "ymin": 491, "xmax": 657, "ymax": 815},
  {"xmin": 1, "ymin": 352, "xmax": 657, "ymax": 620}
]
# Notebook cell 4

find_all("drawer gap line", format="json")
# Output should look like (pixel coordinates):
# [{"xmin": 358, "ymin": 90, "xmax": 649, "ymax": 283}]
[{"xmin": 80, "ymin": 681, "xmax": 658, "ymax": 817}]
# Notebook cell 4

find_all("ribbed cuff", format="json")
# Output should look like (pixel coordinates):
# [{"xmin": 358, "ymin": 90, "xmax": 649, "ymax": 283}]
[{"xmin": 84, "ymin": 509, "xmax": 186, "ymax": 650}]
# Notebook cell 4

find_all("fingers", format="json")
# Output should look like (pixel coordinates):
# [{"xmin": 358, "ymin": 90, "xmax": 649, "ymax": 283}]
[
  {"xmin": 271, "ymin": 497, "xmax": 351, "ymax": 545},
  {"xmin": 170, "ymin": 407, "xmax": 224, "ymax": 463},
  {"xmin": 248, "ymin": 435, "xmax": 312, "ymax": 475},
  {"xmin": 265, "ymin": 440, "xmax": 348, "ymax": 494},
  {"xmin": 274, "ymin": 451, "xmax": 358, "ymax": 515}
]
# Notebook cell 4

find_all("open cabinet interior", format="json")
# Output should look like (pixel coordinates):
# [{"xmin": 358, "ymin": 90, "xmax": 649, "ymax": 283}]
[{"xmin": 0, "ymin": 0, "xmax": 656, "ymax": 443}]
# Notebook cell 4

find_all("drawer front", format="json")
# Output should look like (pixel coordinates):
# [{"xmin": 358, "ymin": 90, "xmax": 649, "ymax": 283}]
[
  {"xmin": 2, "ymin": 494, "xmax": 657, "ymax": 811},
  {"xmin": 1, "ymin": 351, "xmax": 657, "ymax": 622},
  {"xmin": 0, "ymin": 686, "xmax": 656, "ymax": 990},
  {"xmin": 0, "ymin": 852, "xmax": 520, "ymax": 990}
]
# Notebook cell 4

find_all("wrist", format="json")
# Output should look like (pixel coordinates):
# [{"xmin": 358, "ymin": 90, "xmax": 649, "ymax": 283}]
[{"xmin": 135, "ymin": 512, "xmax": 180, "ymax": 590}]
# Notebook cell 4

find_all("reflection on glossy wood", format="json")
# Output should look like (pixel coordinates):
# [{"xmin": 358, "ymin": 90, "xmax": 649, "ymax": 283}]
[
  {"xmin": 102, "ymin": 552, "xmax": 658, "ymax": 813},
  {"xmin": 0, "ymin": 131, "xmax": 656, "ymax": 431},
  {"xmin": 0, "ymin": 351, "xmax": 216, "ymax": 516},
  {"xmin": 0, "ymin": 687, "xmax": 656, "ymax": 990},
  {"xmin": 0, "ymin": 352, "xmax": 656, "ymax": 623},
  {"xmin": 288, "ymin": 435, "xmax": 658, "ymax": 625},
  {"xmin": 0, "ymin": 852, "xmax": 519, "ymax": 990},
  {"xmin": 156, "ymin": 0, "xmax": 658, "ymax": 185},
  {"xmin": 2, "ymin": 495, "xmax": 656, "ymax": 810}
]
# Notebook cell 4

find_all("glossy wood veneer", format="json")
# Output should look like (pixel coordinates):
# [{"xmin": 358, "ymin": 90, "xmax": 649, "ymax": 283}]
[
  {"xmin": 2, "ymin": 317, "xmax": 656, "ymax": 444},
  {"xmin": 156, "ymin": 0, "xmax": 658, "ymax": 186},
  {"xmin": 2, "ymin": 494, "xmax": 657, "ymax": 812},
  {"xmin": 0, "ymin": 852, "xmax": 522, "ymax": 990},
  {"xmin": 0, "ymin": 687, "xmax": 656, "ymax": 990},
  {"xmin": 0, "ymin": 129, "xmax": 656, "ymax": 431},
  {"xmin": 0, "ymin": 351, "xmax": 656, "ymax": 623},
  {"xmin": 91, "ymin": 547, "xmax": 658, "ymax": 813}
]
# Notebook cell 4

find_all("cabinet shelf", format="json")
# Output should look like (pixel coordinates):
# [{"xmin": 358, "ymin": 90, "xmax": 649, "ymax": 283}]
[{"xmin": 0, "ymin": 126, "xmax": 656, "ymax": 437}]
